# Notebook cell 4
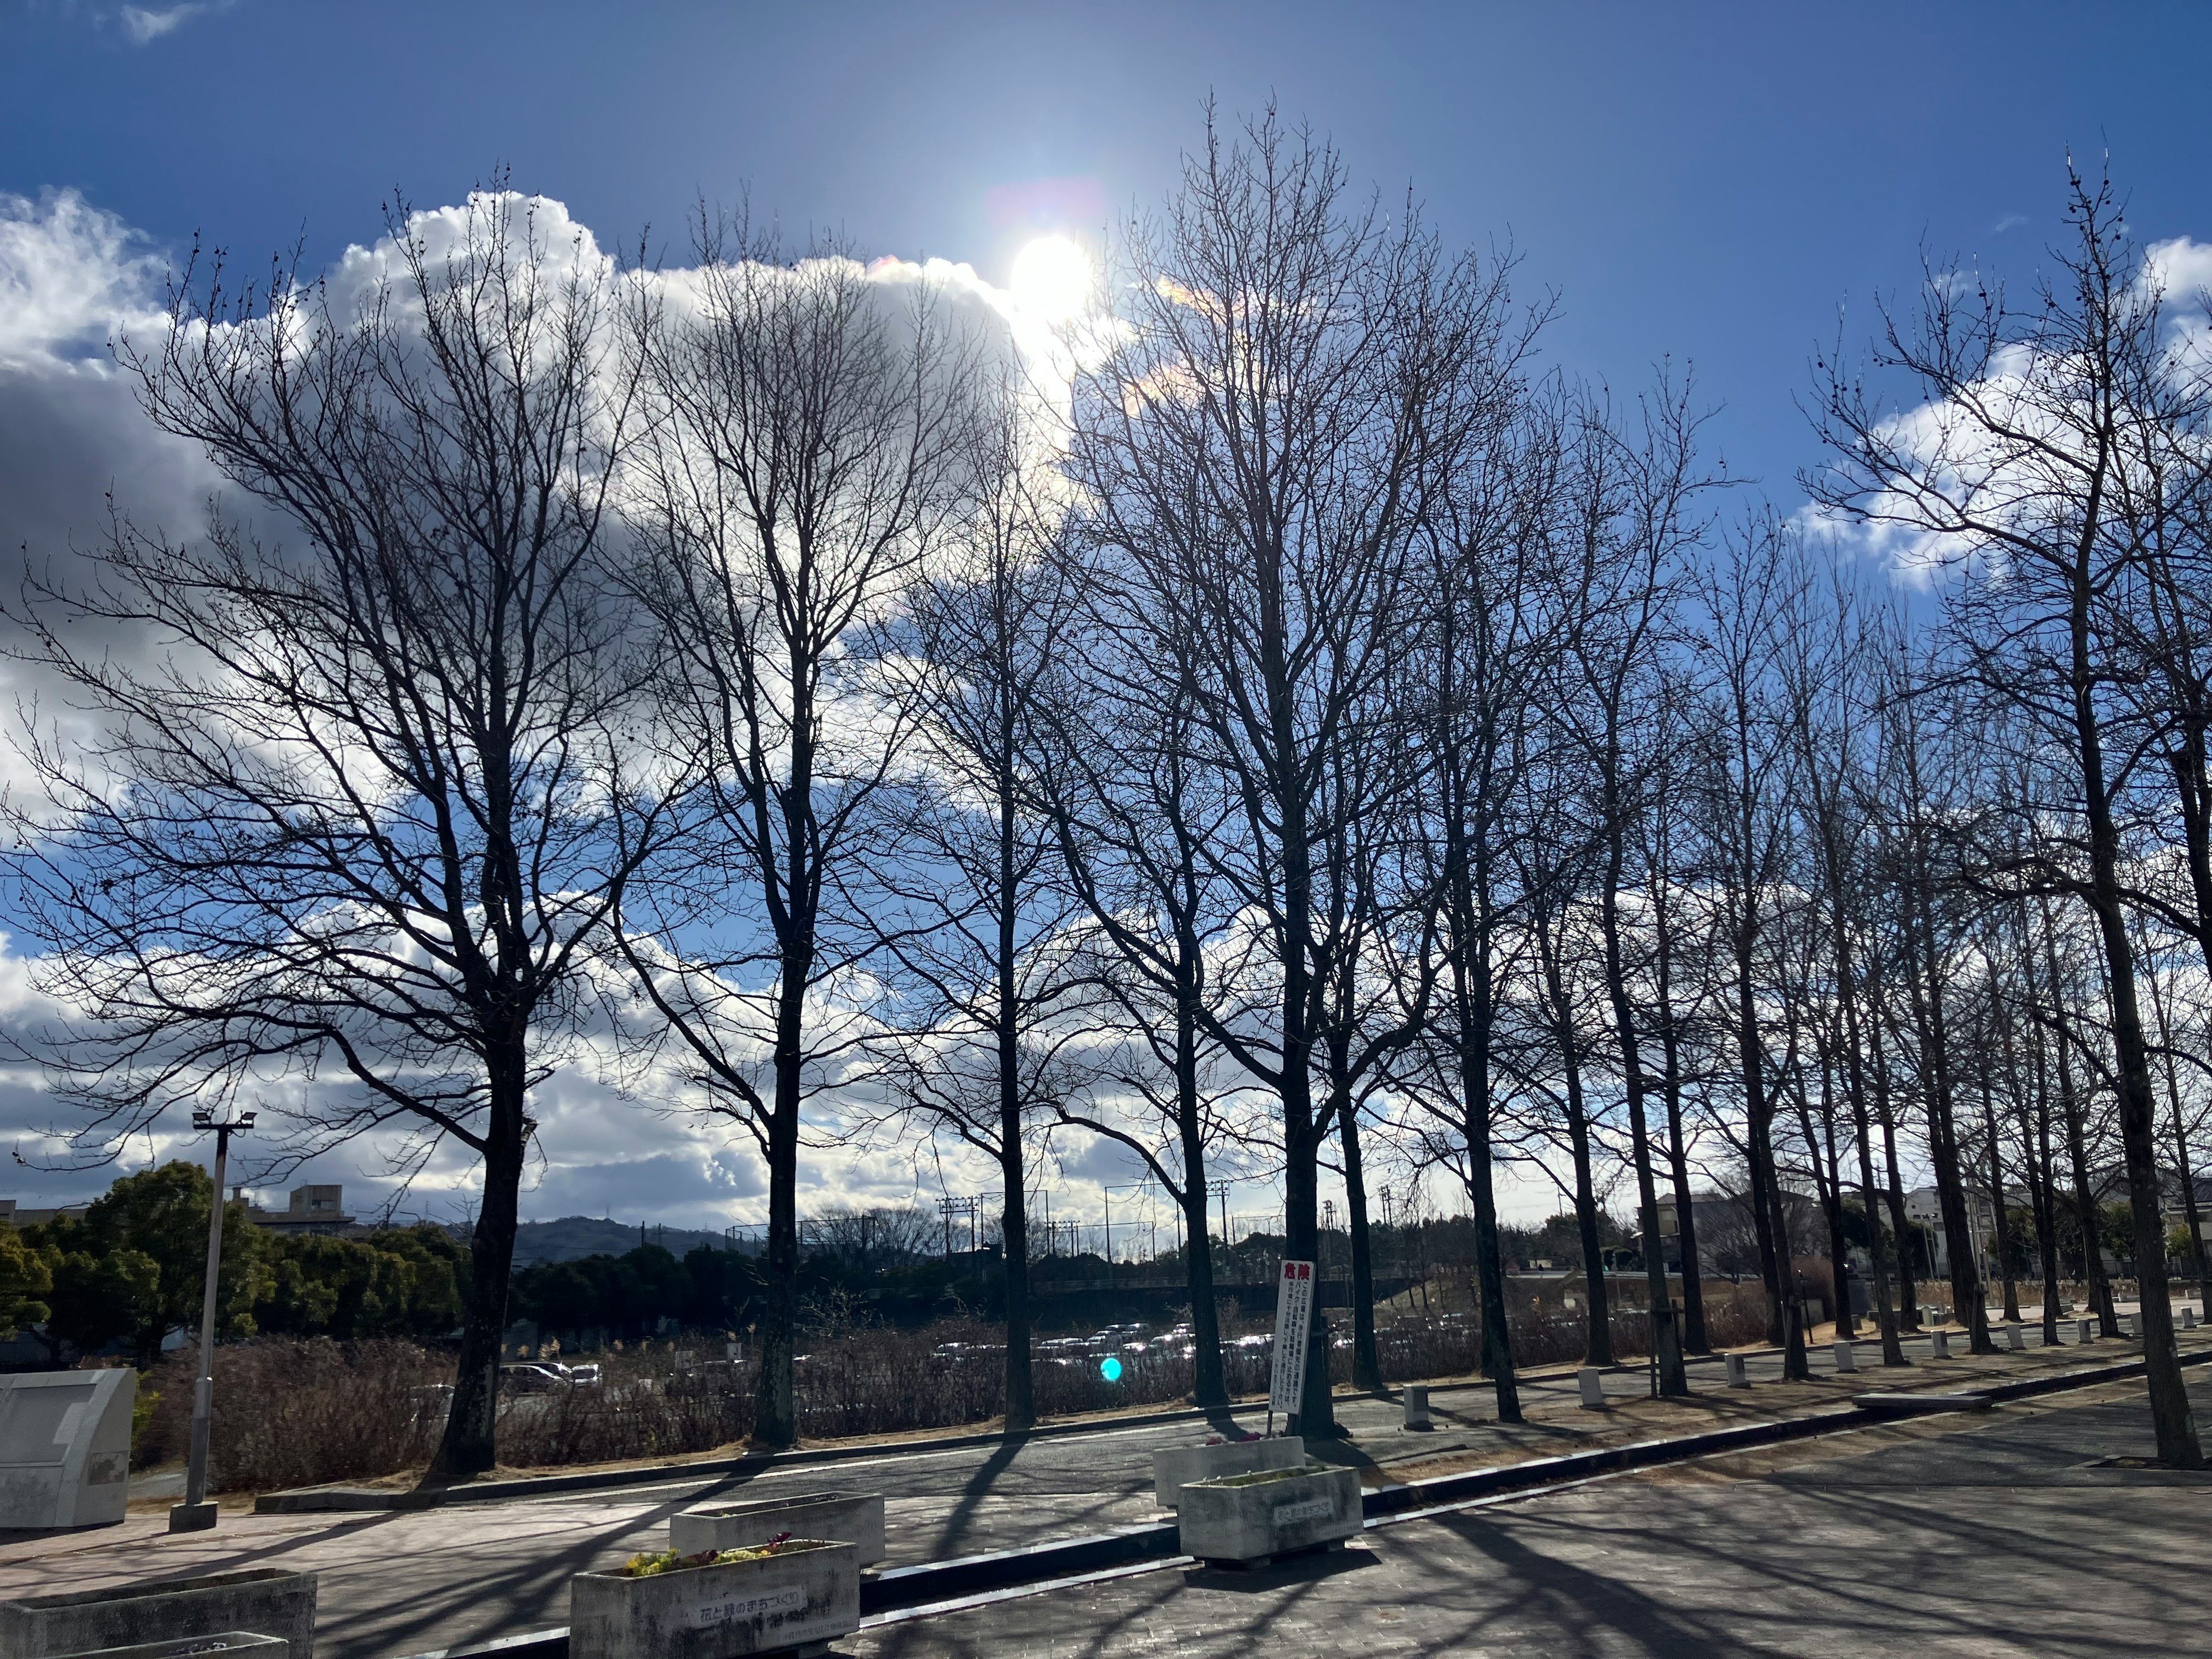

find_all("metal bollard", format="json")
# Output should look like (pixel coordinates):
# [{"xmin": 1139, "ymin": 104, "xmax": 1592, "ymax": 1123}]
[
  {"xmin": 2004, "ymin": 1322, "xmax": 2024, "ymax": 1351},
  {"xmin": 1726, "ymin": 1352, "xmax": 1749, "ymax": 1388},
  {"xmin": 1832, "ymin": 1339, "xmax": 1857, "ymax": 1373},
  {"xmin": 1403, "ymin": 1384, "xmax": 1431, "ymax": 1431},
  {"xmin": 1930, "ymin": 1329, "xmax": 1952, "ymax": 1359},
  {"xmin": 2186, "ymin": 1307, "xmax": 2199, "ymax": 1331},
  {"xmin": 1578, "ymin": 1366, "xmax": 1607, "ymax": 1409},
  {"xmin": 2121, "ymin": 1312, "xmax": 2138, "ymax": 1338},
  {"xmin": 2075, "ymin": 1318, "xmax": 2093, "ymax": 1344}
]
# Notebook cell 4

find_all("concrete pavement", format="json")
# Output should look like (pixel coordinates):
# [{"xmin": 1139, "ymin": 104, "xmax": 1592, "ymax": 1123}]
[
  {"xmin": 850, "ymin": 1370, "xmax": 2212, "ymax": 1657},
  {"xmin": 0, "ymin": 1316, "xmax": 2191, "ymax": 1658}
]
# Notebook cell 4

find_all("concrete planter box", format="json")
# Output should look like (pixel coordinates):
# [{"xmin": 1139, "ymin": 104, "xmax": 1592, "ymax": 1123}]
[
  {"xmin": 0, "ymin": 1369, "xmax": 136, "ymax": 1530},
  {"xmin": 1177, "ymin": 1463, "xmax": 1361, "ymax": 1567},
  {"xmin": 0, "ymin": 1570, "xmax": 317, "ymax": 1659},
  {"xmin": 669, "ymin": 1494, "xmax": 885, "ymax": 1567},
  {"xmin": 1150, "ymin": 1438, "xmax": 1305, "ymax": 1510},
  {"xmin": 50, "ymin": 1634, "xmax": 289, "ymax": 1659},
  {"xmin": 570, "ymin": 1541, "xmax": 857, "ymax": 1659}
]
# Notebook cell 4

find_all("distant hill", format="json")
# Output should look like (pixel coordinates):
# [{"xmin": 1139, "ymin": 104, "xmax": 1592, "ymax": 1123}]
[{"xmin": 510, "ymin": 1215, "xmax": 753, "ymax": 1267}]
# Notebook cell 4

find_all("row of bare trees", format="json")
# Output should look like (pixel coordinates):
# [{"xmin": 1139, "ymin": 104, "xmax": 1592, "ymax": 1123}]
[{"xmin": 9, "ymin": 126, "xmax": 2212, "ymax": 1477}]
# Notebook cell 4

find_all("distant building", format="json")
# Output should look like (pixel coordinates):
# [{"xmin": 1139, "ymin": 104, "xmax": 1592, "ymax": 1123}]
[
  {"xmin": 1650, "ymin": 1188, "xmax": 1824, "ymax": 1278},
  {"xmin": 0, "ymin": 1199, "xmax": 89, "ymax": 1229},
  {"xmin": 236, "ymin": 1184, "xmax": 357, "ymax": 1236},
  {"xmin": 2, "ymin": 1183, "xmax": 358, "ymax": 1236}
]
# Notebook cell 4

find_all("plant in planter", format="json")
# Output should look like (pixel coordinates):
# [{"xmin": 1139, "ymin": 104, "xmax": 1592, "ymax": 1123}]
[
  {"xmin": 1177, "ymin": 1460, "xmax": 1361, "ymax": 1567},
  {"xmin": 570, "ymin": 1537, "xmax": 858, "ymax": 1659},
  {"xmin": 670, "ymin": 1494, "xmax": 887, "ymax": 1566}
]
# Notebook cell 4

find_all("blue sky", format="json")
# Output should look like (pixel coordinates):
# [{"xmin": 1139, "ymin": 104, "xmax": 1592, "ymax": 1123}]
[
  {"xmin": 11, "ymin": 2, "xmax": 2212, "ymax": 504},
  {"xmin": 5, "ymin": 1, "xmax": 2211, "ymax": 1228}
]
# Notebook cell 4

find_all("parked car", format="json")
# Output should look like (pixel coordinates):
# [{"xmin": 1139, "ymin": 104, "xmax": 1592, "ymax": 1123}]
[
  {"xmin": 499, "ymin": 1361, "xmax": 576, "ymax": 1395},
  {"xmin": 408, "ymin": 1382, "xmax": 454, "ymax": 1426}
]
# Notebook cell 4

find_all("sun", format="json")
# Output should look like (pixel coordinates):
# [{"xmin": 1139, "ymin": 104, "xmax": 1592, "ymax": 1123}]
[{"xmin": 1009, "ymin": 234, "xmax": 1093, "ymax": 323}]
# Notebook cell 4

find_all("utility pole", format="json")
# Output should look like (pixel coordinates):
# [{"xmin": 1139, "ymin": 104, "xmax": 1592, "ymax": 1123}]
[{"xmin": 171, "ymin": 1107, "xmax": 254, "ymax": 1533}]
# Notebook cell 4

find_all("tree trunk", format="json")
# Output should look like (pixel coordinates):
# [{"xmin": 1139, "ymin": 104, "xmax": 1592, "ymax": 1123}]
[
  {"xmin": 1333, "ymin": 1064, "xmax": 1382, "ymax": 1392},
  {"xmin": 1563, "ymin": 1062, "xmax": 1614, "ymax": 1369},
  {"xmin": 1980, "ymin": 1065, "xmax": 2022, "ymax": 1325},
  {"xmin": 998, "ymin": 762, "xmax": 1035, "ymax": 1435},
  {"xmin": 1175, "ymin": 976, "xmax": 1228, "ymax": 1408},
  {"xmin": 2068, "ymin": 584, "xmax": 2202, "ymax": 1464},
  {"xmin": 1898, "ymin": 870, "xmax": 1993, "ymax": 1354},
  {"xmin": 429, "ymin": 1059, "xmax": 527, "ymax": 1482},
  {"xmin": 1455, "ymin": 923, "xmax": 1520, "ymax": 1423},
  {"xmin": 2044, "ymin": 911, "xmax": 2119, "ymax": 1336},
  {"xmin": 1735, "ymin": 920, "xmax": 1807, "ymax": 1378},
  {"xmin": 2145, "ymin": 950, "xmax": 2212, "ymax": 1324},
  {"xmin": 1658, "ymin": 993, "xmax": 1709, "ymax": 1352},
  {"xmin": 1865, "ymin": 985, "xmax": 1920, "ymax": 1327},
  {"xmin": 1821, "ymin": 1110, "xmax": 1855, "ymax": 1341},
  {"xmin": 2022, "ymin": 1016, "xmax": 2065, "ymax": 1345},
  {"xmin": 1599, "ymin": 816, "xmax": 1685, "ymax": 1392},
  {"xmin": 1541, "ymin": 922, "xmax": 1614, "ymax": 1369},
  {"xmin": 1838, "ymin": 929, "xmax": 1904, "ymax": 1365}
]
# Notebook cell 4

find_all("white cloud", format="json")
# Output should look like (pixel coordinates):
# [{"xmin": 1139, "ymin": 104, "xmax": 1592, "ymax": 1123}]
[
  {"xmin": 1801, "ymin": 236, "xmax": 2212, "ymax": 584},
  {"xmin": 0, "ymin": 188, "xmax": 1071, "ymax": 1233},
  {"xmin": 118, "ymin": 2, "xmax": 229, "ymax": 46},
  {"xmin": 0, "ymin": 190, "xmax": 168, "ymax": 369}
]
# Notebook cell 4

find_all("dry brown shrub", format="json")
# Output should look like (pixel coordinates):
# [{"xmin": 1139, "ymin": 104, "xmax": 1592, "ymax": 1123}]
[
  {"xmin": 160, "ymin": 1288, "xmax": 1821, "ymax": 1491},
  {"xmin": 142, "ymin": 1338, "xmax": 447, "ymax": 1488}
]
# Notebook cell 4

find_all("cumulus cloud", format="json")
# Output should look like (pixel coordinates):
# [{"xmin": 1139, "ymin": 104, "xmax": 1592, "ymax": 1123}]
[
  {"xmin": 0, "ymin": 191, "xmax": 226, "ymax": 800},
  {"xmin": 0, "ymin": 187, "xmax": 1073, "ymax": 1232},
  {"xmin": 1800, "ymin": 235, "xmax": 2212, "ymax": 582}
]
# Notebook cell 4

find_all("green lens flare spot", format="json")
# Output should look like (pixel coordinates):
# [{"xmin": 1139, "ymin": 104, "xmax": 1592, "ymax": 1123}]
[{"xmin": 1100, "ymin": 1355, "xmax": 1124, "ymax": 1382}]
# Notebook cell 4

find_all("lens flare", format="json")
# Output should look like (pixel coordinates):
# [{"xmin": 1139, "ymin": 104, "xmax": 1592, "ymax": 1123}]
[{"xmin": 1100, "ymin": 1355, "xmax": 1124, "ymax": 1383}]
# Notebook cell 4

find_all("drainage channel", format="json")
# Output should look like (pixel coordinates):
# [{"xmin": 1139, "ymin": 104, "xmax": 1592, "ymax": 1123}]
[{"xmin": 398, "ymin": 1345, "xmax": 2198, "ymax": 1659}]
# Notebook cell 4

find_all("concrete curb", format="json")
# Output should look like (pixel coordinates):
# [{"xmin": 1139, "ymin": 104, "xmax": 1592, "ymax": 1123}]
[
  {"xmin": 397, "ymin": 1345, "xmax": 2203, "ymax": 1659},
  {"xmin": 259, "ymin": 1359, "xmax": 1628, "ymax": 1516},
  {"xmin": 256, "ymin": 1402, "xmax": 1294, "ymax": 1515}
]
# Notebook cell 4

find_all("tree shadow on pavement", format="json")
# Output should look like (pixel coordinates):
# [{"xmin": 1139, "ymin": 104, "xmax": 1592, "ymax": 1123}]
[
  {"xmin": 922, "ymin": 1433, "xmax": 1027, "ymax": 1560},
  {"xmin": 1179, "ymin": 1543, "xmax": 1377, "ymax": 1594}
]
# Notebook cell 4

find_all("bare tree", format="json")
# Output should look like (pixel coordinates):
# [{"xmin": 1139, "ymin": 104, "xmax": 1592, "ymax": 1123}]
[
  {"xmin": 616, "ymin": 219, "xmax": 976, "ymax": 1446},
  {"xmin": 1067, "ymin": 108, "xmax": 1462, "ymax": 1433},
  {"xmin": 1688, "ymin": 514, "xmax": 1813, "ymax": 1380},
  {"xmin": 1031, "ymin": 609, "xmax": 1252, "ymax": 1407},
  {"xmin": 877, "ymin": 381, "xmax": 1089, "ymax": 1433},
  {"xmin": 1809, "ymin": 165, "xmax": 2204, "ymax": 1462},
  {"xmin": 1554, "ymin": 379, "xmax": 1715, "ymax": 1394},
  {"xmin": 1781, "ymin": 569, "xmax": 1907, "ymax": 1363},
  {"xmin": 2, "ymin": 189, "xmax": 659, "ymax": 1479},
  {"xmin": 1871, "ymin": 653, "xmax": 1995, "ymax": 1354},
  {"xmin": 1638, "ymin": 676, "xmax": 1718, "ymax": 1351}
]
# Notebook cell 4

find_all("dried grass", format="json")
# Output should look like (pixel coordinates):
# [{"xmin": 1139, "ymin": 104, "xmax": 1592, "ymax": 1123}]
[{"xmin": 158, "ymin": 1286, "xmax": 1798, "ymax": 1491}]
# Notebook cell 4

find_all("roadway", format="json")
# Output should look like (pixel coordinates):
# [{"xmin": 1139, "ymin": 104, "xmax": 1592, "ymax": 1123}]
[
  {"xmin": 0, "ymin": 1313, "xmax": 2184, "ymax": 1659},
  {"xmin": 850, "ymin": 1365, "xmax": 2212, "ymax": 1656}
]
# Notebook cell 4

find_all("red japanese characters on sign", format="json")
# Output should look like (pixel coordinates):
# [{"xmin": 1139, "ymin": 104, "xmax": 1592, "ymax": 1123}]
[{"xmin": 1268, "ymin": 1259, "xmax": 1316, "ymax": 1416}]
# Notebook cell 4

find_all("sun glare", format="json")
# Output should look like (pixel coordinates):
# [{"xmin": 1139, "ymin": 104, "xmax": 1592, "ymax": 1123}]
[{"xmin": 1009, "ymin": 234, "xmax": 1093, "ymax": 323}]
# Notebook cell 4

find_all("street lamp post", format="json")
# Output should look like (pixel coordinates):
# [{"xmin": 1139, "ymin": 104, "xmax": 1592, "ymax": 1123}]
[{"xmin": 170, "ymin": 1108, "xmax": 254, "ymax": 1533}]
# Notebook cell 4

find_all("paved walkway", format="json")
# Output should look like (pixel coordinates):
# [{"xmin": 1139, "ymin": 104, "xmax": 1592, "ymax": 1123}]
[
  {"xmin": 0, "ymin": 1317, "xmax": 2188, "ymax": 1659},
  {"xmin": 850, "ymin": 1370, "xmax": 2212, "ymax": 1657}
]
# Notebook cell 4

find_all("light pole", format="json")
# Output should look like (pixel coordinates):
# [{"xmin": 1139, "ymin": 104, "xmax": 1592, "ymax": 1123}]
[
  {"xmin": 1103, "ymin": 1183, "xmax": 1150, "ymax": 1287},
  {"xmin": 170, "ymin": 1107, "xmax": 253, "ymax": 1533}
]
